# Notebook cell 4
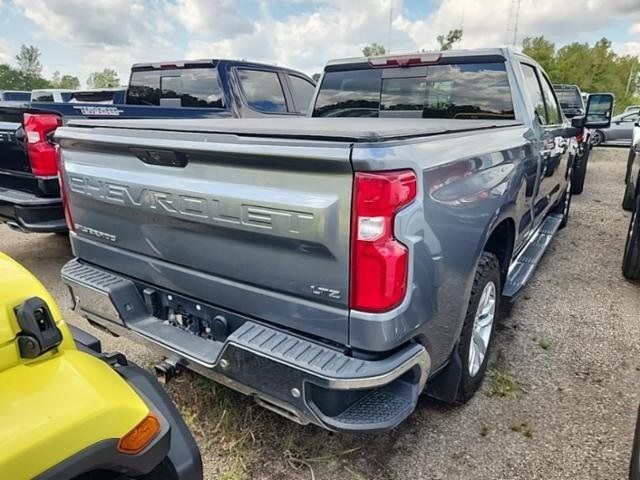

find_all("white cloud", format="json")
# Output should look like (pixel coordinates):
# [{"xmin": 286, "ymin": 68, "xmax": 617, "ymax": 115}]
[
  {"xmin": 398, "ymin": 0, "xmax": 640, "ymax": 51},
  {"xmin": 0, "ymin": 38, "xmax": 10, "ymax": 63},
  {"xmin": 612, "ymin": 41, "xmax": 640, "ymax": 57},
  {"xmin": 12, "ymin": 0, "xmax": 181, "ymax": 86},
  {"xmin": 7, "ymin": 0, "xmax": 640, "ymax": 86},
  {"xmin": 170, "ymin": 0, "xmax": 254, "ymax": 38}
]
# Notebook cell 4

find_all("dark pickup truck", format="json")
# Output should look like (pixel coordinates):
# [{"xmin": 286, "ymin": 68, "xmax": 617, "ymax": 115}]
[
  {"xmin": 0, "ymin": 59, "xmax": 315, "ymax": 233},
  {"xmin": 57, "ymin": 48, "xmax": 612, "ymax": 432}
]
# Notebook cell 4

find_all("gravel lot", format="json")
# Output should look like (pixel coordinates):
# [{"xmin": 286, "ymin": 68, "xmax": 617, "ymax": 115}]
[{"xmin": 2, "ymin": 147, "xmax": 639, "ymax": 480}]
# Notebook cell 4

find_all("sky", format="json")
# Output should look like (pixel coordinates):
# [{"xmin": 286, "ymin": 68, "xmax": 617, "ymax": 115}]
[{"xmin": 0, "ymin": 0, "xmax": 639, "ymax": 87}]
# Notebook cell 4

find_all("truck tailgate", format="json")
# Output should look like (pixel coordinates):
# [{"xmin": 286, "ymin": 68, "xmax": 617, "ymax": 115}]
[{"xmin": 56, "ymin": 125, "xmax": 353, "ymax": 344}]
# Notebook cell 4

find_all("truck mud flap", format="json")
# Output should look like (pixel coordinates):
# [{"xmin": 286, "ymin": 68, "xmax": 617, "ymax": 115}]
[{"xmin": 62, "ymin": 259, "xmax": 431, "ymax": 432}]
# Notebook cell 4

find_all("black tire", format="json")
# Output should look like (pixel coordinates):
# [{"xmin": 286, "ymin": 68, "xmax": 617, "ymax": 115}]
[
  {"xmin": 454, "ymin": 252, "xmax": 501, "ymax": 404},
  {"xmin": 623, "ymin": 196, "xmax": 640, "ymax": 281},
  {"xmin": 592, "ymin": 129, "xmax": 605, "ymax": 146},
  {"xmin": 623, "ymin": 181, "xmax": 636, "ymax": 211},
  {"xmin": 571, "ymin": 148, "xmax": 588, "ymax": 195},
  {"xmin": 553, "ymin": 162, "xmax": 573, "ymax": 229}
]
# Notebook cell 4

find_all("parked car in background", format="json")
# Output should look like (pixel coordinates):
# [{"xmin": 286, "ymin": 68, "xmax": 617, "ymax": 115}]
[
  {"xmin": 622, "ymin": 121, "xmax": 640, "ymax": 280},
  {"xmin": 553, "ymin": 84, "xmax": 591, "ymax": 194},
  {"xmin": 592, "ymin": 110, "xmax": 638, "ymax": 146},
  {"xmin": 0, "ymin": 90, "xmax": 30, "ymax": 102},
  {"xmin": 67, "ymin": 87, "xmax": 127, "ymax": 104},
  {"xmin": 57, "ymin": 48, "xmax": 612, "ymax": 432},
  {"xmin": 624, "ymin": 105, "xmax": 640, "ymax": 115},
  {"xmin": 30, "ymin": 89, "xmax": 73, "ymax": 103},
  {"xmin": 0, "ymin": 59, "xmax": 315, "ymax": 234}
]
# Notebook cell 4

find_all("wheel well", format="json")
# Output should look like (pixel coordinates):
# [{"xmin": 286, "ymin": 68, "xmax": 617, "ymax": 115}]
[{"xmin": 483, "ymin": 219, "xmax": 515, "ymax": 285}]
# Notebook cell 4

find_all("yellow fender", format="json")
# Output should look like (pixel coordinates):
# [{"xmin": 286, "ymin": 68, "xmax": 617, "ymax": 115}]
[{"xmin": 0, "ymin": 252, "xmax": 150, "ymax": 480}]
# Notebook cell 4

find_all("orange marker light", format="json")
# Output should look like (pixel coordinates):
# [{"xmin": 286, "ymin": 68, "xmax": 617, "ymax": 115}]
[{"xmin": 117, "ymin": 413, "xmax": 161, "ymax": 455}]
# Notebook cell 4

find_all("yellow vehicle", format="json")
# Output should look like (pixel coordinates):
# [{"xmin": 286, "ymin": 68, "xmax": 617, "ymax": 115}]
[{"xmin": 0, "ymin": 252, "xmax": 202, "ymax": 480}]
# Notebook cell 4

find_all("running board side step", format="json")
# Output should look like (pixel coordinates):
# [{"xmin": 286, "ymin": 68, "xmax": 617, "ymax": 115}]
[{"xmin": 502, "ymin": 214, "xmax": 563, "ymax": 299}]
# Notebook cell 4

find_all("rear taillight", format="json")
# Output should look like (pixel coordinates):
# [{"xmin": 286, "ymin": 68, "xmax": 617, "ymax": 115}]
[
  {"xmin": 350, "ymin": 170, "xmax": 417, "ymax": 312},
  {"xmin": 56, "ymin": 145, "xmax": 74, "ymax": 232},
  {"xmin": 23, "ymin": 113, "xmax": 61, "ymax": 177},
  {"xmin": 576, "ymin": 128, "xmax": 585, "ymax": 143}
]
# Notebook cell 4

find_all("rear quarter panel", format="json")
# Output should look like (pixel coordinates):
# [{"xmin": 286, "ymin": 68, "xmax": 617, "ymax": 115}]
[{"xmin": 350, "ymin": 125, "xmax": 535, "ymax": 368}]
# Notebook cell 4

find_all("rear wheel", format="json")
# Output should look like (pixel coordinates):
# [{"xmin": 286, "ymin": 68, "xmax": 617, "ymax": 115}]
[
  {"xmin": 623, "ymin": 196, "xmax": 640, "ymax": 281},
  {"xmin": 454, "ymin": 252, "xmax": 501, "ymax": 403},
  {"xmin": 592, "ymin": 130, "xmax": 605, "ymax": 146},
  {"xmin": 623, "ymin": 180, "xmax": 636, "ymax": 211}
]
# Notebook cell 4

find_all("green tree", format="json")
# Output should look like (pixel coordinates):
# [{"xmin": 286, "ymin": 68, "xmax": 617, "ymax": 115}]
[
  {"xmin": 436, "ymin": 29, "xmax": 463, "ymax": 51},
  {"xmin": 15, "ymin": 45, "xmax": 43, "ymax": 77},
  {"xmin": 522, "ymin": 36, "xmax": 556, "ymax": 76},
  {"xmin": 522, "ymin": 35, "xmax": 640, "ymax": 113},
  {"xmin": 0, "ymin": 63, "xmax": 50, "ymax": 90},
  {"xmin": 86, "ymin": 68, "xmax": 120, "ymax": 88},
  {"xmin": 51, "ymin": 71, "xmax": 80, "ymax": 89},
  {"xmin": 362, "ymin": 43, "xmax": 386, "ymax": 57}
]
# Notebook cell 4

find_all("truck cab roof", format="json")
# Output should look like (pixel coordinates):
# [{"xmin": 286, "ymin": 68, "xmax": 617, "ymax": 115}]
[{"xmin": 324, "ymin": 47, "xmax": 529, "ymax": 70}]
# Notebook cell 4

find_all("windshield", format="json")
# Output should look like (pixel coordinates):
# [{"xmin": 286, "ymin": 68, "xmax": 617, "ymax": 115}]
[
  {"xmin": 127, "ymin": 67, "xmax": 224, "ymax": 108},
  {"xmin": 313, "ymin": 62, "xmax": 515, "ymax": 119},
  {"xmin": 554, "ymin": 87, "xmax": 583, "ymax": 110}
]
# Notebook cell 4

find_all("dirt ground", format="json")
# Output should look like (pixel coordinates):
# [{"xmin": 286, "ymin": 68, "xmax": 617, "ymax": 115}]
[{"xmin": 2, "ymin": 147, "xmax": 639, "ymax": 480}]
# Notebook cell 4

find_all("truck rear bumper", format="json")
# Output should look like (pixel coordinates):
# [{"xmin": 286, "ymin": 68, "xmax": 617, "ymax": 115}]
[
  {"xmin": 62, "ymin": 258, "xmax": 431, "ymax": 432},
  {"xmin": 0, "ymin": 187, "xmax": 66, "ymax": 233}
]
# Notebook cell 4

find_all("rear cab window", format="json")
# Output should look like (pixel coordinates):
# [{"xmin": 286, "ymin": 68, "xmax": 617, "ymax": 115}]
[
  {"xmin": 127, "ymin": 67, "xmax": 225, "ymax": 108},
  {"xmin": 312, "ymin": 60, "xmax": 515, "ymax": 119},
  {"xmin": 237, "ymin": 69, "xmax": 288, "ymax": 113}
]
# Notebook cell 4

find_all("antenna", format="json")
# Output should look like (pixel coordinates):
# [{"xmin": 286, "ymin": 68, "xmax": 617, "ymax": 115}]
[{"xmin": 505, "ymin": 0, "xmax": 521, "ymax": 46}]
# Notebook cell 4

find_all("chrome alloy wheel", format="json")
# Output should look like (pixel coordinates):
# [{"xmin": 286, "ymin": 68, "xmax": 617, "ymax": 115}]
[{"xmin": 468, "ymin": 281, "xmax": 496, "ymax": 377}]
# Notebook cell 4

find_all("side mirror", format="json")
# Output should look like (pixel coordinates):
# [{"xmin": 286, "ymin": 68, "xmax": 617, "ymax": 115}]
[{"xmin": 584, "ymin": 93, "xmax": 615, "ymax": 128}]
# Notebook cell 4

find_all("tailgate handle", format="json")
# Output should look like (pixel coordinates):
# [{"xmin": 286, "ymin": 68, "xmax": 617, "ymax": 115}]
[{"xmin": 131, "ymin": 148, "xmax": 188, "ymax": 168}]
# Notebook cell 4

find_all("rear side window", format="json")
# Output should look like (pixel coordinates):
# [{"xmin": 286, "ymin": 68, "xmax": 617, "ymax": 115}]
[
  {"xmin": 313, "ymin": 69, "xmax": 382, "ymax": 117},
  {"xmin": 127, "ymin": 68, "xmax": 224, "ymax": 108},
  {"xmin": 538, "ymin": 73, "xmax": 561, "ymax": 125},
  {"xmin": 288, "ymin": 75, "xmax": 315, "ymax": 114},
  {"xmin": 237, "ymin": 69, "xmax": 287, "ymax": 113},
  {"xmin": 313, "ymin": 62, "xmax": 514, "ymax": 119},
  {"xmin": 521, "ymin": 64, "xmax": 547, "ymax": 125},
  {"xmin": 2, "ymin": 92, "xmax": 30, "ymax": 101},
  {"xmin": 554, "ymin": 87, "xmax": 583, "ymax": 110}
]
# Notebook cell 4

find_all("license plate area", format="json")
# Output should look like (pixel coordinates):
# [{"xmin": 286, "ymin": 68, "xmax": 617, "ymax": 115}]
[{"xmin": 138, "ymin": 286, "xmax": 247, "ymax": 345}]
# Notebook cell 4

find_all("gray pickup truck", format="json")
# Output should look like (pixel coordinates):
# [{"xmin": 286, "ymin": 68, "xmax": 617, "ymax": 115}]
[{"xmin": 56, "ymin": 48, "xmax": 612, "ymax": 432}]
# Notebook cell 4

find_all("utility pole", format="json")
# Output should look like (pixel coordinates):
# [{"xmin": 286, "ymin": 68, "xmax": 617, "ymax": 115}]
[
  {"xmin": 387, "ymin": 0, "xmax": 393, "ymax": 54},
  {"xmin": 505, "ymin": 0, "xmax": 521, "ymax": 46},
  {"xmin": 626, "ymin": 58, "xmax": 638, "ymax": 97}
]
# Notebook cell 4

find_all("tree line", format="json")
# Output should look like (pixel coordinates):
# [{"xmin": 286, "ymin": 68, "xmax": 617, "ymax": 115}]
[
  {"xmin": 0, "ymin": 44, "xmax": 120, "ymax": 91},
  {"xmin": 522, "ymin": 36, "xmax": 638, "ymax": 114}
]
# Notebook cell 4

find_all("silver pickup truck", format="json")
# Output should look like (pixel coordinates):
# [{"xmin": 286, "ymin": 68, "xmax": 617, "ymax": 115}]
[{"xmin": 56, "ymin": 48, "xmax": 613, "ymax": 432}]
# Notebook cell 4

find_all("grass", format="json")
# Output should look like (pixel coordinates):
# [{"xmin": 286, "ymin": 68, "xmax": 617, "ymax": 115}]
[
  {"xmin": 509, "ymin": 421, "xmax": 533, "ymax": 438},
  {"xmin": 537, "ymin": 338, "xmax": 552, "ymax": 350},
  {"xmin": 167, "ymin": 371, "xmax": 373, "ymax": 480},
  {"xmin": 484, "ymin": 367, "xmax": 522, "ymax": 398}
]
